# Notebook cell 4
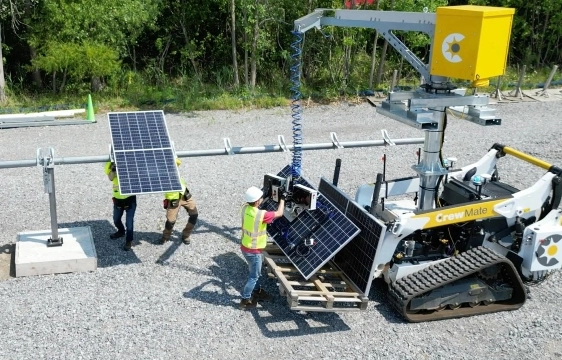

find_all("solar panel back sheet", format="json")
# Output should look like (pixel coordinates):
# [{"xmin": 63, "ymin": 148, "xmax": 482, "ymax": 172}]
[
  {"xmin": 108, "ymin": 111, "xmax": 183, "ymax": 195},
  {"xmin": 318, "ymin": 177, "xmax": 387, "ymax": 295},
  {"xmin": 260, "ymin": 166, "xmax": 360, "ymax": 280}
]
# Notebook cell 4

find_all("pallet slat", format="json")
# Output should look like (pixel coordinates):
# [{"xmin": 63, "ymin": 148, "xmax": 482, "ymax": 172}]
[{"xmin": 263, "ymin": 248, "xmax": 369, "ymax": 312}]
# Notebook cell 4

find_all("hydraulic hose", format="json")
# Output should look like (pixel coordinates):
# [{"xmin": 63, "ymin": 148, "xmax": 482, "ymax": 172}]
[{"xmin": 290, "ymin": 30, "xmax": 304, "ymax": 178}]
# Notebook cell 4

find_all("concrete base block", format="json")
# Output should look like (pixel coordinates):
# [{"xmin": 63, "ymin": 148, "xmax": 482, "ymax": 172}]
[{"xmin": 15, "ymin": 227, "xmax": 97, "ymax": 277}]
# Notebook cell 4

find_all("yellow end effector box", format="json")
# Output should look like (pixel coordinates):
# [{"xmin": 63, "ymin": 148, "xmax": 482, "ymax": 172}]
[{"xmin": 429, "ymin": 5, "xmax": 515, "ymax": 87}]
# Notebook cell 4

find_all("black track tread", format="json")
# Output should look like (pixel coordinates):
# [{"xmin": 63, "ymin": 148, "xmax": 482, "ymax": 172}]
[{"xmin": 388, "ymin": 246, "xmax": 527, "ymax": 323}]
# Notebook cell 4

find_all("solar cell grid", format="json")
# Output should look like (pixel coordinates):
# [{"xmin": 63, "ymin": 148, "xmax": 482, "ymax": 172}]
[
  {"xmin": 260, "ymin": 165, "xmax": 360, "ymax": 279},
  {"xmin": 109, "ymin": 111, "xmax": 171, "ymax": 151},
  {"xmin": 319, "ymin": 177, "xmax": 386, "ymax": 295},
  {"xmin": 107, "ymin": 111, "xmax": 182, "ymax": 195}
]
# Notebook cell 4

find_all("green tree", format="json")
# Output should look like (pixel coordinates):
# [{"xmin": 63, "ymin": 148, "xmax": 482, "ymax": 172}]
[
  {"xmin": 0, "ymin": 0, "xmax": 39, "ymax": 103},
  {"xmin": 30, "ymin": 0, "xmax": 161, "ymax": 91}
]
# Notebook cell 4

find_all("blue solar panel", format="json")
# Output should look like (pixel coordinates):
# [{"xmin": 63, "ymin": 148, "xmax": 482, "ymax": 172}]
[
  {"xmin": 109, "ymin": 111, "xmax": 171, "ymax": 151},
  {"xmin": 260, "ymin": 165, "xmax": 360, "ymax": 280},
  {"xmin": 107, "ymin": 111, "xmax": 182, "ymax": 195},
  {"xmin": 319, "ymin": 177, "xmax": 387, "ymax": 295}
]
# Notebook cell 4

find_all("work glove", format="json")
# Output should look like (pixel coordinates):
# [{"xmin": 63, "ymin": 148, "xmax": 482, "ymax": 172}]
[
  {"xmin": 163, "ymin": 199, "xmax": 169, "ymax": 209},
  {"xmin": 280, "ymin": 191, "xmax": 292, "ymax": 201},
  {"xmin": 111, "ymin": 163, "xmax": 116, "ymax": 172}
]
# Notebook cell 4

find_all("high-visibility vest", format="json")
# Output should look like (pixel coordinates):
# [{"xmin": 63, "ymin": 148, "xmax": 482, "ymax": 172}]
[
  {"xmin": 164, "ymin": 178, "xmax": 187, "ymax": 200},
  {"xmin": 241, "ymin": 205, "xmax": 267, "ymax": 249},
  {"xmin": 104, "ymin": 161, "xmax": 129, "ymax": 200}
]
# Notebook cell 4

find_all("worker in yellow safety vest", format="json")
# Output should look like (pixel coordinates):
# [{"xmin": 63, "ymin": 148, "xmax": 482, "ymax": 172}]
[
  {"xmin": 104, "ymin": 161, "xmax": 137, "ymax": 251},
  {"xmin": 239, "ymin": 186, "xmax": 285, "ymax": 310},
  {"xmin": 160, "ymin": 158, "xmax": 199, "ymax": 245}
]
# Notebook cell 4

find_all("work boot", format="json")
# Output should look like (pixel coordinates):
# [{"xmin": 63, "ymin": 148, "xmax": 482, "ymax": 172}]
[
  {"xmin": 123, "ymin": 240, "xmax": 132, "ymax": 251},
  {"xmin": 182, "ymin": 223, "xmax": 195, "ymax": 245},
  {"xmin": 161, "ymin": 221, "xmax": 174, "ymax": 244},
  {"xmin": 110, "ymin": 231, "xmax": 125, "ymax": 240},
  {"xmin": 160, "ymin": 233, "xmax": 170, "ymax": 244},
  {"xmin": 239, "ymin": 298, "xmax": 257, "ymax": 310},
  {"xmin": 252, "ymin": 288, "xmax": 273, "ymax": 301}
]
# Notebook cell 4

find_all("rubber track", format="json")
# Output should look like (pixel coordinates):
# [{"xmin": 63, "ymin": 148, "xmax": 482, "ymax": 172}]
[{"xmin": 388, "ymin": 246, "xmax": 527, "ymax": 322}]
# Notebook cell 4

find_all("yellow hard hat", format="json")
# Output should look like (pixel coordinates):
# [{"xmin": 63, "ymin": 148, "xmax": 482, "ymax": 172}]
[{"xmin": 175, "ymin": 158, "xmax": 182, "ymax": 166}]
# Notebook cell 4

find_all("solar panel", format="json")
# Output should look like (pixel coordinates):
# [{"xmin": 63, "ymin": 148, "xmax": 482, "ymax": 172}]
[
  {"xmin": 260, "ymin": 166, "xmax": 360, "ymax": 280},
  {"xmin": 319, "ymin": 177, "xmax": 387, "ymax": 295},
  {"xmin": 108, "ymin": 111, "xmax": 182, "ymax": 195}
]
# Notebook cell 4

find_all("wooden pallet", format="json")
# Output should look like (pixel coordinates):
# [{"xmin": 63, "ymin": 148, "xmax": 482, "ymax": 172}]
[{"xmin": 262, "ymin": 245, "xmax": 369, "ymax": 312}]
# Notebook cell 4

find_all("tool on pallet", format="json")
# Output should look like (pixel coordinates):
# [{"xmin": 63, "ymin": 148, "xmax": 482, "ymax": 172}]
[{"xmin": 259, "ymin": 5, "xmax": 562, "ymax": 321}]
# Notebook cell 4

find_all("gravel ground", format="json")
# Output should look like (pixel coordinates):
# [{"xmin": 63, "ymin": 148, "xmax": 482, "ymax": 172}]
[{"xmin": 0, "ymin": 100, "xmax": 561, "ymax": 360}]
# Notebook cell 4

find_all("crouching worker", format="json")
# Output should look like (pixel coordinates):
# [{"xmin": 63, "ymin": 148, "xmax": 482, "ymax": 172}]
[
  {"xmin": 104, "ymin": 161, "xmax": 137, "ymax": 251},
  {"xmin": 160, "ymin": 158, "xmax": 198, "ymax": 245},
  {"xmin": 239, "ymin": 186, "xmax": 285, "ymax": 310}
]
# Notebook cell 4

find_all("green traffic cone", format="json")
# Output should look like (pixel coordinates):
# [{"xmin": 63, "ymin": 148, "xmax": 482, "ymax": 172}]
[{"xmin": 86, "ymin": 94, "xmax": 96, "ymax": 122}]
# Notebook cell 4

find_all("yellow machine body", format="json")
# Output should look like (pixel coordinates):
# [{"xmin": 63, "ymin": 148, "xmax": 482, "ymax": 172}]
[{"xmin": 430, "ymin": 5, "xmax": 515, "ymax": 87}]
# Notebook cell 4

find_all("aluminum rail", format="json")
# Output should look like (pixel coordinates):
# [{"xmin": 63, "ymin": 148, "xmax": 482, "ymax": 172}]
[
  {"xmin": 0, "ymin": 135, "xmax": 424, "ymax": 247},
  {"xmin": 0, "ymin": 137, "xmax": 425, "ymax": 169}
]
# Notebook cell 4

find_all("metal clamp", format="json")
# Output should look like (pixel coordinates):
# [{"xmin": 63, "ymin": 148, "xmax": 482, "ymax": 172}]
[
  {"xmin": 330, "ymin": 132, "xmax": 343, "ymax": 149},
  {"xmin": 381, "ymin": 129, "xmax": 396, "ymax": 146},
  {"xmin": 278, "ymin": 135, "xmax": 290, "ymax": 153},
  {"xmin": 108, "ymin": 145, "xmax": 115, "ymax": 163},
  {"xmin": 37, "ymin": 148, "xmax": 55, "ymax": 194},
  {"xmin": 223, "ymin": 138, "xmax": 234, "ymax": 155}
]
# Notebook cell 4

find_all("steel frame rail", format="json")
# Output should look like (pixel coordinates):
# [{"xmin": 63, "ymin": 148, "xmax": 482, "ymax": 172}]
[{"xmin": 0, "ymin": 133, "xmax": 424, "ymax": 246}]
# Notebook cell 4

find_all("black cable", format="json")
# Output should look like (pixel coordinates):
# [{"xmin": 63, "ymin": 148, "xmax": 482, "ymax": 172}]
[{"xmin": 435, "ymin": 111, "xmax": 448, "ymax": 207}]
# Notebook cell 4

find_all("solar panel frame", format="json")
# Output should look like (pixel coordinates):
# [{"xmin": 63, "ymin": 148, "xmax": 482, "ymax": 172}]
[
  {"xmin": 319, "ymin": 177, "xmax": 387, "ymax": 295},
  {"xmin": 260, "ymin": 166, "xmax": 360, "ymax": 280},
  {"xmin": 108, "ymin": 110, "xmax": 183, "ymax": 196}
]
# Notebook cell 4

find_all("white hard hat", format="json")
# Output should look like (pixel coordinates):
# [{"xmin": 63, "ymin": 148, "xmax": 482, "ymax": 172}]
[{"xmin": 245, "ymin": 186, "xmax": 263, "ymax": 203}]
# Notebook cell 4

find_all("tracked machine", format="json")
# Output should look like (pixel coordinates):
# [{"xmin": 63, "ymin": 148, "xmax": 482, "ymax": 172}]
[{"xmin": 259, "ymin": 5, "xmax": 562, "ymax": 322}]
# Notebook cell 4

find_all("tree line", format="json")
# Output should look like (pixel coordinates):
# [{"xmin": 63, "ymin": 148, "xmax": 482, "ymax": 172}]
[{"xmin": 0, "ymin": 0, "xmax": 560, "ymax": 105}]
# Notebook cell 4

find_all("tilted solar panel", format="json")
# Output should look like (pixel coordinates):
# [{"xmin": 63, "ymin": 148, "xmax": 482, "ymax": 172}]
[
  {"xmin": 108, "ymin": 111, "xmax": 182, "ymax": 195},
  {"xmin": 260, "ymin": 165, "xmax": 360, "ymax": 280},
  {"xmin": 319, "ymin": 177, "xmax": 387, "ymax": 295},
  {"xmin": 109, "ymin": 111, "xmax": 171, "ymax": 151}
]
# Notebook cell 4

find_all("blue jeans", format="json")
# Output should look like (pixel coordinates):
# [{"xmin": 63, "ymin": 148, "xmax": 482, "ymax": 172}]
[
  {"xmin": 113, "ymin": 197, "xmax": 137, "ymax": 242},
  {"xmin": 242, "ymin": 251, "xmax": 262, "ymax": 300}
]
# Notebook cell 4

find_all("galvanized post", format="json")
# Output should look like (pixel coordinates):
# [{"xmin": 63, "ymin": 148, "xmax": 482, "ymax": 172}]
[
  {"xmin": 508, "ymin": 65, "xmax": 525, "ymax": 99},
  {"xmin": 412, "ymin": 108, "xmax": 447, "ymax": 210},
  {"xmin": 537, "ymin": 65, "xmax": 558, "ymax": 98},
  {"xmin": 38, "ymin": 148, "xmax": 63, "ymax": 247},
  {"xmin": 491, "ymin": 76, "xmax": 503, "ymax": 101},
  {"xmin": 391, "ymin": 70, "xmax": 398, "ymax": 92}
]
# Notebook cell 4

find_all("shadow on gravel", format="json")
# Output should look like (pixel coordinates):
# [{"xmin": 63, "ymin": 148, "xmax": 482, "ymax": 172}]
[
  {"xmin": 367, "ymin": 278, "xmax": 406, "ymax": 324},
  {"xmin": 182, "ymin": 251, "xmax": 351, "ymax": 338},
  {"xmin": 195, "ymin": 218, "xmax": 240, "ymax": 244},
  {"xmin": 156, "ymin": 218, "xmax": 238, "ymax": 264},
  {"xmin": 59, "ymin": 220, "xmax": 157, "ymax": 268},
  {"xmin": 0, "ymin": 243, "xmax": 15, "ymax": 280},
  {"xmin": 249, "ymin": 305, "xmax": 351, "ymax": 338}
]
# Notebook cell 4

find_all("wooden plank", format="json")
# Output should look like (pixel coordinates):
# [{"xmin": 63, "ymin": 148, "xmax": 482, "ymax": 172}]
[
  {"xmin": 312, "ymin": 277, "xmax": 334, "ymax": 309},
  {"xmin": 290, "ymin": 289, "xmax": 362, "ymax": 297},
  {"xmin": 288, "ymin": 305, "xmax": 365, "ymax": 312},
  {"xmin": 263, "ymin": 246, "xmax": 369, "ymax": 312}
]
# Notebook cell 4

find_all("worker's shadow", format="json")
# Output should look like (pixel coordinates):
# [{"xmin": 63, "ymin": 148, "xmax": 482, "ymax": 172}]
[
  {"xmin": 196, "ymin": 218, "xmax": 240, "ymax": 244},
  {"xmin": 182, "ymin": 251, "xmax": 350, "ymax": 338},
  {"xmin": 156, "ymin": 218, "xmax": 240, "ymax": 265},
  {"xmin": 58, "ymin": 220, "xmax": 150, "ymax": 268}
]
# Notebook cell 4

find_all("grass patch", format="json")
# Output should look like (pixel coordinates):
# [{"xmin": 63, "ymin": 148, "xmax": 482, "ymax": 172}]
[{"xmin": 2, "ymin": 66, "xmax": 560, "ymax": 114}]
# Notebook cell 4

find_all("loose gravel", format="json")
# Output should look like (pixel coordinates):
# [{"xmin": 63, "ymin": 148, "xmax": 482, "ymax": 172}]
[{"xmin": 0, "ymin": 100, "xmax": 561, "ymax": 360}]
